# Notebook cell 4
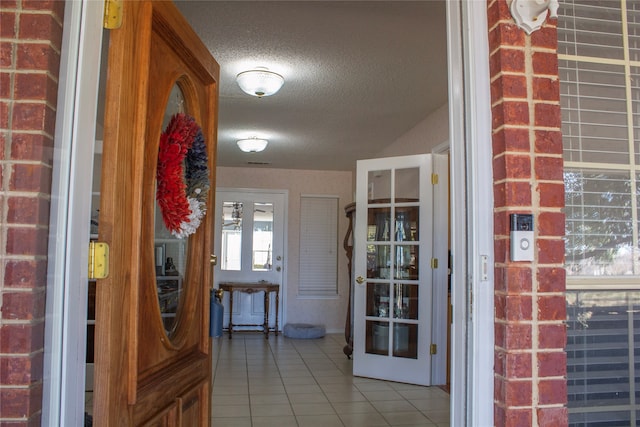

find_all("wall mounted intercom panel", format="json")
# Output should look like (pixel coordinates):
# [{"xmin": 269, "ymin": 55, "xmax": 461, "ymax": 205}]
[{"xmin": 510, "ymin": 213, "xmax": 534, "ymax": 261}]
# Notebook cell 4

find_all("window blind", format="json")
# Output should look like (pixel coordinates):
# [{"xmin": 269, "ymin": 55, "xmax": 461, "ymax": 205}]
[
  {"xmin": 559, "ymin": 0, "xmax": 640, "ymax": 424},
  {"xmin": 560, "ymin": 60, "xmax": 628, "ymax": 164},
  {"xmin": 298, "ymin": 196, "xmax": 338, "ymax": 297},
  {"xmin": 566, "ymin": 290, "xmax": 640, "ymax": 427}
]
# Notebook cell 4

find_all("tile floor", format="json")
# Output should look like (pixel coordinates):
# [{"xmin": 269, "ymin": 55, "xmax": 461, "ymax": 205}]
[{"xmin": 210, "ymin": 333, "xmax": 450, "ymax": 427}]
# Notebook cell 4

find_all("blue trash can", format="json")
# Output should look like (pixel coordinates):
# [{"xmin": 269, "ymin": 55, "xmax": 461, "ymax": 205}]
[{"xmin": 210, "ymin": 289, "xmax": 224, "ymax": 338}]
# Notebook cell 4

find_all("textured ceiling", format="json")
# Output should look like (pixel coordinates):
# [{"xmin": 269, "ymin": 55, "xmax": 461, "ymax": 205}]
[{"xmin": 174, "ymin": 1, "xmax": 448, "ymax": 171}]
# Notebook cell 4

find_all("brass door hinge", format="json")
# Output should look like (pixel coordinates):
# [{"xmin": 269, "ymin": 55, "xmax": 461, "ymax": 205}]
[
  {"xmin": 431, "ymin": 173, "xmax": 439, "ymax": 185},
  {"xmin": 88, "ymin": 241, "xmax": 110, "ymax": 279},
  {"xmin": 430, "ymin": 344, "xmax": 437, "ymax": 355},
  {"xmin": 431, "ymin": 258, "xmax": 438, "ymax": 269},
  {"xmin": 103, "ymin": 0, "xmax": 123, "ymax": 29}
]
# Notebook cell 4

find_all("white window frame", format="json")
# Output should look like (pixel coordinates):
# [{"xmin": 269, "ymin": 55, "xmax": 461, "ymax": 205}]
[{"xmin": 447, "ymin": 1, "xmax": 495, "ymax": 425}]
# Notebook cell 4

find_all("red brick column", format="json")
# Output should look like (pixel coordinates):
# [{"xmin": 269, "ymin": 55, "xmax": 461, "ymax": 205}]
[
  {"xmin": 0, "ymin": 1, "xmax": 64, "ymax": 424},
  {"xmin": 488, "ymin": 1, "xmax": 567, "ymax": 426}
]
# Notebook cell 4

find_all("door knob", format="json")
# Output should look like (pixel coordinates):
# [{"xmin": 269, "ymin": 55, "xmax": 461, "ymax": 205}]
[
  {"xmin": 356, "ymin": 275, "xmax": 365, "ymax": 284},
  {"xmin": 276, "ymin": 266, "xmax": 281, "ymax": 272}
]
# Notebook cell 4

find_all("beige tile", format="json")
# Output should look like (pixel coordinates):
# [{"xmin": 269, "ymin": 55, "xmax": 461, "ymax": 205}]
[
  {"xmin": 407, "ymin": 397, "xmax": 450, "ymax": 411},
  {"xmin": 213, "ymin": 385, "xmax": 249, "ymax": 396},
  {"xmin": 211, "ymin": 334, "xmax": 450, "ymax": 426},
  {"xmin": 282, "ymin": 376, "xmax": 318, "ymax": 385},
  {"xmin": 279, "ymin": 368, "xmax": 313, "ymax": 378},
  {"xmin": 380, "ymin": 410, "xmax": 430, "ymax": 426},
  {"xmin": 372, "ymin": 399, "xmax": 417, "ymax": 412},
  {"xmin": 316, "ymin": 375, "xmax": 355, "ymax": 385},
  {"xmin": 288, "ymin": 393, "xmax": 330, "ymax": 404},
  {"xmin": 396, "ymin": 388, "xmax": 443, "ymax": 399},
  {"xmin": 423, "ymin": 409, "xmax": 450, "ymax": 423},
  {"xmin": 320, "ymin": 383, "xmax": 358, "ymax": 393},
  {"xmin": 361, "ymin": 390, "xmax": 404, "ymax": 401},
  {"xmin": 292, "ymin": 402, "xmax": 337, "ymax": 416},
  {"xmin": 250, "ymin": 384, "xmax": 286, "ymax": 394},
  {"xmin": 250, "ymin": 393, "xmax": 290, "ymax": 405},
  {"xmin": 325, "ymin": 390, "xmax": 368, "ymax": 403},
  {"xmin": 248, "ymin": 377, "xmax": 284, "ymax": 386},
  {"xmin": 296, "ymin": 414, "xmax": 344, "ymax": 427},
  {"xmin": 251, "ymin": 403, "xmax": 294, "ymax": 417},
  {"xmin": 212, "ymin": 394, "xmax": 250, "ymax": 406},
  {"xmin": 338, "ymin": 412, "xmax": 390, "ymax": 427},
  {"xmin": 252, "ymin": 416, "xmax": 298, "ymax": 427},
  {"xmin": 285, "ymin": 383, "xmax": 323, "ymax": 394},
  {"xmin": 331, "ymin": 401, "xmax": 376, "ymax": 414},
  {"xmin": 355, "ymin": 381, "xmax": 395, "ymax": 392},
  {"xmin": 211, "ymin": 404, "xmax": 251, "ymax": 418},
  {"xmin": 215, "ymin": 376, "xmax": 249, "ymax": 386},
  {"xmin": 210, "ymin": 417, "xmax": 252, "ymax": 427}
]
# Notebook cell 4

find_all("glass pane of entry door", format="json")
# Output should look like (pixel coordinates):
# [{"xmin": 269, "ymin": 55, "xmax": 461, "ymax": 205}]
[{"xmin": 252, "ymin": 203, "xmax": 273, "ymax": 271}]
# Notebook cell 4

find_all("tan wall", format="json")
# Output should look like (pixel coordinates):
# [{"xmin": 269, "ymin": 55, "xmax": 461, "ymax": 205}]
[{"xmin": 375, "ymin": 103, "xmax": 449, "ymax": 158}]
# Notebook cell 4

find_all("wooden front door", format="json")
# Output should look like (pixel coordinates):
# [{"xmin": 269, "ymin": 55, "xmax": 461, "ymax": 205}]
[{"xmin": 93, "ymin": 1, "xmax": 219, "ymax": 425}]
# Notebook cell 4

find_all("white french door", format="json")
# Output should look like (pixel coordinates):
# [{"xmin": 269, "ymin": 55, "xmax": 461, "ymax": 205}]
[
  {"xmin": 353, "ymin": 154, "xmax": 448, "ymax": 386},
  {"xmin": 213, "ymin": 189, "xmax": 287, "ymax": 331}
]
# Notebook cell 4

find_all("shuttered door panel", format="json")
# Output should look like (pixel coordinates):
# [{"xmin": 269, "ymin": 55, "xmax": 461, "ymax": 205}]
[{"xmin": 299, "ymin": 196, "xmax": 338, "ymax": 297}]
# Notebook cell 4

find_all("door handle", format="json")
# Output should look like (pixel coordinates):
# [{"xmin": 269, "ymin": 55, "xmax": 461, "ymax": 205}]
[{"xmin": 356, "ymin": 275, "xmax": 365, "ymax": 284}]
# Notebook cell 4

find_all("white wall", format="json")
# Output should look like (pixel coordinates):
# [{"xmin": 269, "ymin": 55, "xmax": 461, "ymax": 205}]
[
  {"xmin": 216, "ymin": 167, "xmax": 353, "ymax": 333},
  {"xmin": 375, "ymin": 103, "xmax": 449, "ymax": 158}
]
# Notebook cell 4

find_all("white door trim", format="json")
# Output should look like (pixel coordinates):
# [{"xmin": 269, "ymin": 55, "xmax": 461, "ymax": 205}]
[
  {"xmin": 42, "ymin": 1, "xmax": 103, "ymax": 425},
  {"xmin": 447, "ymin": 0, "xmax": 495, "ymax": 425},
  {"xmin": 430, "ymin": 153, "xmax": 450, "ymax": 386}
]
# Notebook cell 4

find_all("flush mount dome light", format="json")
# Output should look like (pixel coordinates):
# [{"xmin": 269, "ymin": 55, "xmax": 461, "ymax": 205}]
[
  {"xmin": 237, "ymin": 138, "xmax": 268, "ymax": 153},
  {"xmin": 236, "ymin": 67, "xmax": 284, "ymax": 97}
]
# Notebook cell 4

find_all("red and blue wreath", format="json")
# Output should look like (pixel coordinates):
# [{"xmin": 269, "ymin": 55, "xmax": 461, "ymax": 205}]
[{"xmin": 156, "ymin": 113, "xmax": 210, "ymax": 239}]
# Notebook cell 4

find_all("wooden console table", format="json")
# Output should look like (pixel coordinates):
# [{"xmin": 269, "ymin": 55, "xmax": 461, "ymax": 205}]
[{"xmin": 218, "ymin": 282, "xmax": 279, "ymax": 339}]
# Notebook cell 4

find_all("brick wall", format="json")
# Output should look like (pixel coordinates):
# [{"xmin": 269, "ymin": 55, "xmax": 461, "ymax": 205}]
[
  {"xmin": 488, "ymin": 1, "xmax": 567, "ymax": 426},
  {"xmin": 0, "ymin": 1, "xmax": 64, "ymax": 424}
]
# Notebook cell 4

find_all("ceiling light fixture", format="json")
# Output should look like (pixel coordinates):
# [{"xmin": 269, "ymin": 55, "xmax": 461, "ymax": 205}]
[
  {"xmin": 237, "ymin": 138, "xmax": 268, "ymax": 153},
  {"xmin": 236, "ymin": 67, "xmax": 284, "ymax": 97}
]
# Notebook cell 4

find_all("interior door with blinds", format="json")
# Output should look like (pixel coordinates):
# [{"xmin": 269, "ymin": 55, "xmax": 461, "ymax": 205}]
[
  {"xmin": 299, "ymin": 196, "xmax": 339, "ymax": 297},
  {"xmin": 213, "ymin": 190, "xmax": 286, "ymax": 331},
  {"xmin": 353, "ymin": 154, "xmax": 447, "ymax": 386}
]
